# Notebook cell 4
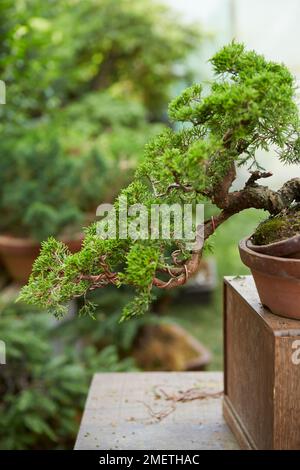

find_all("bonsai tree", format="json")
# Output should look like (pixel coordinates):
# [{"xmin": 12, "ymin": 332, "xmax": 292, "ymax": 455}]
[{"xmin": 20, "ymin": 43, "xmax": 300, "ymax": 319}]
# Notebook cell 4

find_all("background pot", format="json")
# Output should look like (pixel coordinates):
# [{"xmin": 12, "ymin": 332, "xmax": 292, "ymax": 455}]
[
  {"xmin": 239, "ymin": 237, "xmax": 300, "ymax": 320},
  {"xmin": 131, "ymin": 322, "xmax": 211, "ymax": 371},
  {"xmin": 0, "ymin": 234, "xmax": 83, "ymax": 285}
]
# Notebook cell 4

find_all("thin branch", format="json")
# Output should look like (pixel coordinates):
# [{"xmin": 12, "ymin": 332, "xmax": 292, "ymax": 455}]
[{"xmin": 245, "ymin": 170, "xmax": 273, "ymax": 187}]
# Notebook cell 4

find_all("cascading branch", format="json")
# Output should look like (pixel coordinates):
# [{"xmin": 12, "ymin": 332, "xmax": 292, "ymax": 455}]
[{"xmin": 20, "ymin": 43, "xmax": 300, "ymax": 319}]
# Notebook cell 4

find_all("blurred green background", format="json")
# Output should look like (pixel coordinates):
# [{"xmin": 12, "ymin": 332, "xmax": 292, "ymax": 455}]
[{"xmin": 0, "ymin": 0, "xmax": 280, "ymax": 450}]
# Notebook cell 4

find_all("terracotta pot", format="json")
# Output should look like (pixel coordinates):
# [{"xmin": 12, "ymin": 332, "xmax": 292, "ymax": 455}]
[
  {"xmin": 132, "ymin": 322, "xmax": 211, "ymax": 371},
  {"xmin": 239, "ymin": 237, "xmax": 300, "ymax": 320},
  {"xmin": 247, "ymin": 234, "xmax": 300, "ymax": 258},
  {"xmin": 0, "ymin": 234, "xmax": 84, "ymax": 285}
]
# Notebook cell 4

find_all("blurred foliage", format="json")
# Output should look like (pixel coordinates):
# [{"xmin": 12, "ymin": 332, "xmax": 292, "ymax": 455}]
[
  {"xmin": 59, "ymin": 286, "xmax": 167, "ymax": 354},
  {"xmin": 0, "ymin": 124, "xmax": 83, "ymax": 241},
  {"xmin": 0, "ymin": 0, "xmax": 203, "ymax": 240},
  {"xmin": 0, "ymin": 0, "xmax": 200, "ymax": 119},
  {"xmin": 0, "ymin": 300, "xmax": 136, "ymax": 449}
]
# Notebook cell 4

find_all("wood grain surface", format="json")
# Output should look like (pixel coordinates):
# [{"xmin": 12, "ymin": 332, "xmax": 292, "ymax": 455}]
[
  {"xmin": 75, "ymin": 371, "xmax": 239, "ymax": 450},
  {"xmin": 224, "ymin": 276, "xmax": 300, "ymax": 450}
]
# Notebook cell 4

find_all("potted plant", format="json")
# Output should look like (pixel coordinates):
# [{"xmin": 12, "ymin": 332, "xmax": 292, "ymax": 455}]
[
  {"xmin": 239, "ymin": 205, "xmax": 300, "ymax": 319},
  {"xmin": 20, "ymin": 42, "xmax": 300, "ymax": 320},
  {"xmin": 0, "ymin": 125, "xmax": 85, "ymax": 284}
]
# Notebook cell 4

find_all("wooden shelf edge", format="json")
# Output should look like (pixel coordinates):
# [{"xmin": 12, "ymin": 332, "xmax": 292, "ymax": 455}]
[{"xmin": 223, "ymin": 396, "xmax": 257, "ymax": 450}]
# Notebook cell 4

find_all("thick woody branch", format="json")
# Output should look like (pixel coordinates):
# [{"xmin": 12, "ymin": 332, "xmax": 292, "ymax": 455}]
[
  {"xmin": 210, "ymin": 161, "xmax": 236, "ymax": 208},
  {"xmin": 153, "ymin": 176, "xmax": 300, "ymax": 289},
  {"xmin": 226, "ymin": 177, "xmax": 300, "ymax": 215}
]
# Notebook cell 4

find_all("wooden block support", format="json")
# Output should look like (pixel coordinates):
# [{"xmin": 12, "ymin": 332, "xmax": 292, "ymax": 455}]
[
  {"xmin": 223, "ymin": 276, "xmax": 300, "ymax": 450},
  {"xmin": 75, "ymin": 372, "xmax": 239, "ymax": 450}
]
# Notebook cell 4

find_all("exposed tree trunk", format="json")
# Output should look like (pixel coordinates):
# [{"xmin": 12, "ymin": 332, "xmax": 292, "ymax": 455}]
[{"xmin": 153, "ymin": 174, "xmax": 300, "ymax": 289}]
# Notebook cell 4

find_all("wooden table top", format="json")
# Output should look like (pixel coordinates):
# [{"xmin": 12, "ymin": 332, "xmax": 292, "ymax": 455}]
[{"xmin": 75, "ymin": 371, "xmax": 239, "ymax": 450}]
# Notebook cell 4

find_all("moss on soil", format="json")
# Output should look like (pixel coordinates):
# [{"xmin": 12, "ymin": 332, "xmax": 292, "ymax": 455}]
[{"xmin": 252, "ymin": 206, "xmax": 300, "ymax": 245}]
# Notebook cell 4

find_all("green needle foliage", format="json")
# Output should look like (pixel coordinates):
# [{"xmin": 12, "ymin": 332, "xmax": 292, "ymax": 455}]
[{"xmin": 20, "ymin": 43, "xmax": 300, "ymax": 319}]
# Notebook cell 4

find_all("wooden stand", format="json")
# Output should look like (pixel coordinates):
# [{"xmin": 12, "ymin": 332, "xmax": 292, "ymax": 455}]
[{"xmin": 223, "ymin": 276, "xmax": 300, "ymax": 450}]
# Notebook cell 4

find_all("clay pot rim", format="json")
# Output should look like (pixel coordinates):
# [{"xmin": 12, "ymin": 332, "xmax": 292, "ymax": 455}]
[
  {"xmin": 0, "ymin": 234, "xmax": 40, "ymax": 249},
  {"xmin": 247, "ymin": 233, "xmax": 300, "ymax": 257},
  {"xmin": 240, "ymin": 237, "xmax": 300, "ymax": 262},
  {"xmin": 239, "ymin": 236, "xmax": 300, "ymax": 279},
  {"xmin": 0, "ymin": 233, "xmax": 84, "ymax": 248},
  {"xmin": 0, "ymin": 233, "xmax": 84, "ymax": 257}
]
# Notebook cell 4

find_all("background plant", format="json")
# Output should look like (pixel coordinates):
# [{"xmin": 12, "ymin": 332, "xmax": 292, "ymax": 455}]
[
  {"xmin": 0, "ymin": 0, "xmax": 203, "ymax": 240},
  {"xmin": 0, "ymin": 300, "xmax": 136, "ymax": 450}
]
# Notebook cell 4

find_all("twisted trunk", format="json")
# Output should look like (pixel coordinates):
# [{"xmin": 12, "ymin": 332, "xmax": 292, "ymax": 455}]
[{"xmin": 153, "ymin": 175, "xmax": 300, "ymax": 289}]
